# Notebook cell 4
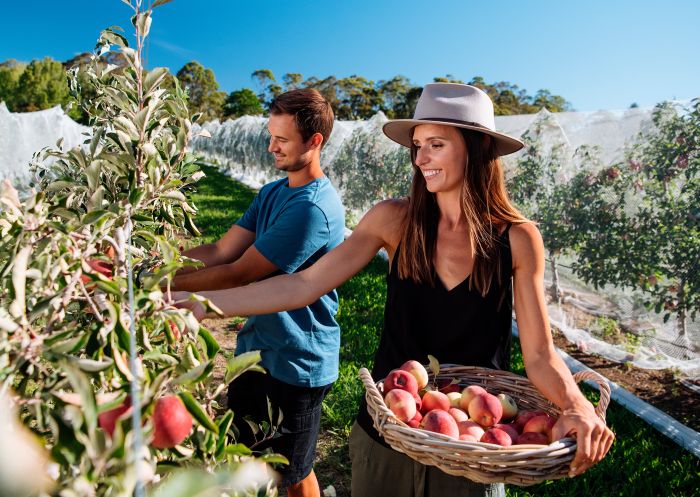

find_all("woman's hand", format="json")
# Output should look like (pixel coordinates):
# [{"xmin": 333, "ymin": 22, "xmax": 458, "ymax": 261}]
[
  {"xmin": 552, "ymin": 398, "xmax": 615, "ymax": 477},
  {"xmin": 169, "ymin": 291, "xmax": 207, "ymax": 321}
]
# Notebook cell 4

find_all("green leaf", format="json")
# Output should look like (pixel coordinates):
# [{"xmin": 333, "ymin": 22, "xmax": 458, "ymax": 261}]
[
  {"xmin": 143, "ymin": 67, "xmax": 169, "ymax": 94},
  {"xmin": 259, "ymin": 453, "xmax": 290, "ymax": 465},
  {"xmin": 427, "ymin": 354, "xmax": 441, "ymax": 378},
  {"xmin": 173, "ymin": 360, "xmax": 213, "ymax": 385},
  {"xmin": 224, "ymin": 350, "xmax": 265, "ymax": 384},
  {"xmin": 178, "ymin": 391, "xmax": 218, "ymax": 434},
  {"xmin": 81, "ymin": 209, "xmax": 115, "ymax": 225},
  {"xmin": 223, "ymin": 443, "xmax": 252, "ymax": 457},
  {"xmin": 197, "ymin": 326, "xmax": 220, "ymax": 360},
  {"xmin": 73, "ymin": 357, "xmax": 114, "ymax": 373}
]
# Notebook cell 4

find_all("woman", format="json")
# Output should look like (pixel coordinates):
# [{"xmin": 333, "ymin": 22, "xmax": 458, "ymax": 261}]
[{"xmin": 174, "ymin": 83, "xmax": 614, "ymax": 496}]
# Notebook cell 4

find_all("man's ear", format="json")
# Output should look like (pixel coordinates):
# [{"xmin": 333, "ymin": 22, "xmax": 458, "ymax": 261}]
[{"xmin": 309, "ymin": 132, "xmax": 324, "ymax": 150}]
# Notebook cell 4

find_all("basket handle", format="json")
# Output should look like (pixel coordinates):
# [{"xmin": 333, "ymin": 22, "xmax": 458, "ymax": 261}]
[
  {"xmin": 359, "ymin": 367, "xmax": 396, "ymax": 429},
  {"xmin": 572, "ymin": 370, "xmax": 611, "ymax": 421}
]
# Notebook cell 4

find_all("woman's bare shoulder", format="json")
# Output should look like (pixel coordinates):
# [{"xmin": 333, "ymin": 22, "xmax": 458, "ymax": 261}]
[{"xmin": 508, "ymin": 221, "xmax": 544, "ymax": 269}]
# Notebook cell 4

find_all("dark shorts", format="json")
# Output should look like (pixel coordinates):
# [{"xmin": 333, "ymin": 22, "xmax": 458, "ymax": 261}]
[{"xmin": 227, "ymin": 370, "xmax": 331, "ymax": 487}]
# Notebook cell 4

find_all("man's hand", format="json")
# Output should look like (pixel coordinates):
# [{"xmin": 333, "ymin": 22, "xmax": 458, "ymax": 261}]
[
  {"xmin": 170, "ymin": 291, "xmax": 207, "ymax": 321},
  {"xmin": 551, "ymin": 399, "xmax": 615, "ymax": 477}
]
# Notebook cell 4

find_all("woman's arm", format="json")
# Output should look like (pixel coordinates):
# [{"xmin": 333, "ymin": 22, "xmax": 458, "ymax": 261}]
[
  {"xmin": 510, "ymin": 222, "xmax": 614, "ymax": 477},
  {"xmin": 172, "ymin": 200, "xmax": 403, "ymax": 319}
]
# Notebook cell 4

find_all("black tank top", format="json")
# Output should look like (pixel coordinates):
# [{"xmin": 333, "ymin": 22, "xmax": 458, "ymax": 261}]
[{"xmin": 357, "ymin": 224, "xmax": 514, "ymax": 444}]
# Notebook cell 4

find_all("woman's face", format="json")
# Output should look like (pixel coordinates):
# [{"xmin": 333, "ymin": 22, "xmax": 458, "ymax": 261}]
[{"xmin": 412, "ymin": 124, "xmax": 467, "ymax": 195}]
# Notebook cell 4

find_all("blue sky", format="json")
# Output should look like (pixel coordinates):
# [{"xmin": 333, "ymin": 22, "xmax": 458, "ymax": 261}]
[{"xmin": 1, "ymin": 0, "xmax": 697, "ymax": 112}]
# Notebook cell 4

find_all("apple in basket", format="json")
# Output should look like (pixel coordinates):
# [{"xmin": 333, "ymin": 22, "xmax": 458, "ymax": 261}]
[
  {"xmin": 384, "ymin": 389, "xmax": 417, "ymax": 423},
  {"xmin": 522, "ymin": 414, "xmax": 557, "ymax": 442},
  {"xmin": 513, "ymin": 410, "xmax": 545, "ymax": 433},
  {"xmin": 497, "ymin": 393, "xmax": 518, "ymax": 421},
  {"xmin": 493, "ymin": 423, "xmax": 519, "ymax": 441},
  {"xmin": 399, "ymin": 360, "xmax": 429, "ymax": 390},
  {"xmin": 446, "ymin": 391, "xmax": 462, "ymax": 408},
  {"xmin": 420, "ymin": 409, "xmax": 459, "ymax": 438},
  {"xmin": 458, "ymin": 385, "xmax": 487, "ymax": 411},
  {"xmin": 480, "ymin": 427, "xmax": 513, "ymax": 447},
  {"xmin": 457, "ymin": 420, "xmax": 485, "ymax": 440},
  {"xmin": 515, "ymin": 432, "xmax": 550, "ymax": 445},
  {"xmin": 447, "ymin": 407, "xmax": 470, "ymax": 423},
  {"xmin": 407, "ymin": 411, "xmax": 423, "ymax": 428},
  {"xmin": 384, "ymin": 369, "xmax": 419, "ymax": 396},
  {"xmin": 421, "ymin": 390, "xmax": 451, "ymax": 413},
  {"xmin": 467, "ymin": 392, "xmax": 503, "ymax": 427}
]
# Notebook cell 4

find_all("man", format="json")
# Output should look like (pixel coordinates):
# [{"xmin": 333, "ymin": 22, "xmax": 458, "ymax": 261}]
[{"xmin": 172, "ymin": 89, "xmax": 344, "ymax": 497}]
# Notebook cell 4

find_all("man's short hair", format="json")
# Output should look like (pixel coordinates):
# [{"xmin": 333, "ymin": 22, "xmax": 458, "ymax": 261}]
[{"xmin": 269, "ymin": 88, "xmax": 334, "ymax": 147}]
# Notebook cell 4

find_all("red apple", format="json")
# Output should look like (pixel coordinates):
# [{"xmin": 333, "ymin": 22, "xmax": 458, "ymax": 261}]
[
  {"xmin": 497, "ymin": 393, "xmax": 518, "ymax": 422},
  {"xmin": 385, "ymin": 389, "xmax": 417, "ymax": 423},
  {"xmin": 447, "ymin": 407, "xmax": 469, "ymax": 424},
  {"xmin": 513, "ymin": 410, "xmax": 545, "ymax": 433},
  {"xmin": 459, "ymin": 385, "xmax": 487, "ymax": 411},
  {"xmin": 98, "ymin": 396, "xmax": 131, "ymax": 438},
  {"xmin": 457, "ymin": 420, "xmax": 485, "ymax": 440},
  {"xmin": 493, "ymin": 423, "xmax": 519, "ymax": 441},
  {"xmin": 399, "ymin": 360, "xmax": 429, "ymax": 390},
  {"xmin": 420, "ymin": 409, "xmax": 459, "ymax": 438},
  {"xmin": 522, "ymin": 414, "xmax": 557, "ymax": 442},
  {"xmin": 167, "ymin": 320, "xmax": 182, "ymax": 341},
  {"xmin": 467, "ymin": 392, "xmax": 503, "ymax": 427},
  {"xmin": 421, "ymin": 390, "xmax": 451, "ymax": 413},
  {"xmin": 515, "ymin": 432, "xmax": 549, "ymax": 445},
  {"xmin": 480, "ymin": 428, "xmax": 512, "ymax": 447},
  {"xmin": 384, "ymin": 369, "xmax": 419, "ymax": 396},
  {"xmin": 407, "ymin": 411, "xmax": 423, "ymax": 428},
  {"xmin": 151, "ymin": 396, "xmax": 193, "ymax": 449}
]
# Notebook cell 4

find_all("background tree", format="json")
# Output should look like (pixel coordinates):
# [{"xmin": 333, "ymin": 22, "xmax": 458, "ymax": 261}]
[
  {"xmin": 336, "ymin": 75, "xmax": 382, "ymax": 119},
  {"xmin": 507, "ymin": 114, "xmax": 579, "ymax": 302},
  {"xmin": 0, "ymin": 59, "xmax": 26, "ymax": 110},
  {"xmin": 176, "ymin": 61, "xmax": 225, "ymax": 121},
  {"xmin": 571, "ymin": 101, "xmax": 700, "ymax": 353},
  {"xmin": 223, "ymin": 87, "xmax": 263, "ymax": 119},
  {"xmin": 251, "ymin": 68, "xmax": 281, "ymax": 110},
  {"xmin": 9, "ymin": 57, "xmax": 70, "ymax": 112},
  {"xmin": 282, "ymin": 72, "xmax": 303, "ymax": 91}
]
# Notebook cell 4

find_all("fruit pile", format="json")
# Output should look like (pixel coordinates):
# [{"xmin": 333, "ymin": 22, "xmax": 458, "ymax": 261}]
[{"xmin": 383, "ymin": 360, "xmax": 558, "ymax": 447}]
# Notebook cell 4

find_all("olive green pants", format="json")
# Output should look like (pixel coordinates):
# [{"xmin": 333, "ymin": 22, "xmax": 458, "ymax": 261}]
[{"xmin": 349, "ymin": 422, "xmax": 506, "ymax": 497}]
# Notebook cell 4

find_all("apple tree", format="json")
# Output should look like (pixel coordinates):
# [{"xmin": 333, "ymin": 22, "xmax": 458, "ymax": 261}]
[
  {"xmin": 0, "ymin": 1, "xmax": 281, "ymax": 495},
  {"xmin": 570, "ymin": 100, "xmax": 700, "ymax": 353}
]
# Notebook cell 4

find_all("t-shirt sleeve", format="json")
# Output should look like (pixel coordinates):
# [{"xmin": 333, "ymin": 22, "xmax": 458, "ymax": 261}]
[
  {"xmin": 235, "ymin": 190, "xmax": 261, "ymax": 232},
  {"xmin": 254, "ymin": 201, "xmax": 330, "ymax": 273}
]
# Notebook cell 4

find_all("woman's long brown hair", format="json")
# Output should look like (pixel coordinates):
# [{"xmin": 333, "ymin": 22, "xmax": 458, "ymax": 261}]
[{"xmin": 397, "ymin": 128, "xmax": 528, "ymax": 297}]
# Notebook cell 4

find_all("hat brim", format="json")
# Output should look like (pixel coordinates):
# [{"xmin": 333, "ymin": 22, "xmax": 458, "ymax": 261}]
[{"xmin": 382, "ymin": 119, "xmax": 524, "ymax": 157}]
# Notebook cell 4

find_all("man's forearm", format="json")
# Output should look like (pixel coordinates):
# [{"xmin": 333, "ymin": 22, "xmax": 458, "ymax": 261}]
[{"xmin": 172, "ymin": 262, "xmax": 248, "ymax": 291}]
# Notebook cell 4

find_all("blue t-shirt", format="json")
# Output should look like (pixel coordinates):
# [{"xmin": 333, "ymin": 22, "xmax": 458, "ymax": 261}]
[{"xmin": 235, "ymin": 176, "xmax": 345, "ymax": 387}]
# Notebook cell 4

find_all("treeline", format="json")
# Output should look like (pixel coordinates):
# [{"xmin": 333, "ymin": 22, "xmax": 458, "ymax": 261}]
[{"xmin": 0, "ymin": 55, "xmax": 572, "ymax": 124}]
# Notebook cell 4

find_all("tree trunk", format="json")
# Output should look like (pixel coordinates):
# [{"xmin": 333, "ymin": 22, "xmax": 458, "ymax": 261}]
[
  {"xmin": 549, "ymin": 255, "xmax": 562, "ymax": 304},
  {"xmin": 677, "ymin": 280, "xmax": 690, "ymax": 357}
]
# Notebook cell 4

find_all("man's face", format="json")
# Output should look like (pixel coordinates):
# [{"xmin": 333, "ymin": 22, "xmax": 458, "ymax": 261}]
[{"xmin": 267, "ymin": 113, "xmax": 314, "ymax": 172}]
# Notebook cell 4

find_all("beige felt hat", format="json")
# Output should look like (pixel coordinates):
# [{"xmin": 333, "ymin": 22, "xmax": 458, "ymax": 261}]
[{"xmin": 382, "ymin": 83, "xmax": 524, "ymax": 156}]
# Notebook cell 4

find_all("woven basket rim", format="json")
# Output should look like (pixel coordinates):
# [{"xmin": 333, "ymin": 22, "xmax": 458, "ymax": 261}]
[{"xmin": 360, "ymin": 364, "xmax": 611, "ymax": 485}]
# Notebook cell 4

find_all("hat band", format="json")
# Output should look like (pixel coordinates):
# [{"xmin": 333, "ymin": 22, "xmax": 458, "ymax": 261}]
[{"xmin": 418, "ymin": 117, "xmax": 492, "ymax": 132}]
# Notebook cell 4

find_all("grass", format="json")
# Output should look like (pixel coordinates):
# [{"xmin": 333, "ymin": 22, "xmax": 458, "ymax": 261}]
[{"xmin": 191, "ymin": 164, "xmax": 700, "ymax": 497}]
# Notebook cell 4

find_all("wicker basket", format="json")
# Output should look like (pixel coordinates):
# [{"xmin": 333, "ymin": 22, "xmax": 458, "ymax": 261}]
[{"xmin": 360, "ymin": 365, "xmax": 611, "ymax": 486}]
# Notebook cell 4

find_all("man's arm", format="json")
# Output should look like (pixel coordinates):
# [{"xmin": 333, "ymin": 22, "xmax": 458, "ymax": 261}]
[
  {"xmin": 172, "ymin": 224, "xmax": 268, "ymax": 290},
  {"xmin": 172, "ymin": 242, "xmax": 279, "ymax": 291}
]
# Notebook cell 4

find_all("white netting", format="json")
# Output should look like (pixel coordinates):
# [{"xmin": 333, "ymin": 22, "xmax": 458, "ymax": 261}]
[{"xmin": 1, "ymin": 102, "xmax": 698, "ymax": 384}]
